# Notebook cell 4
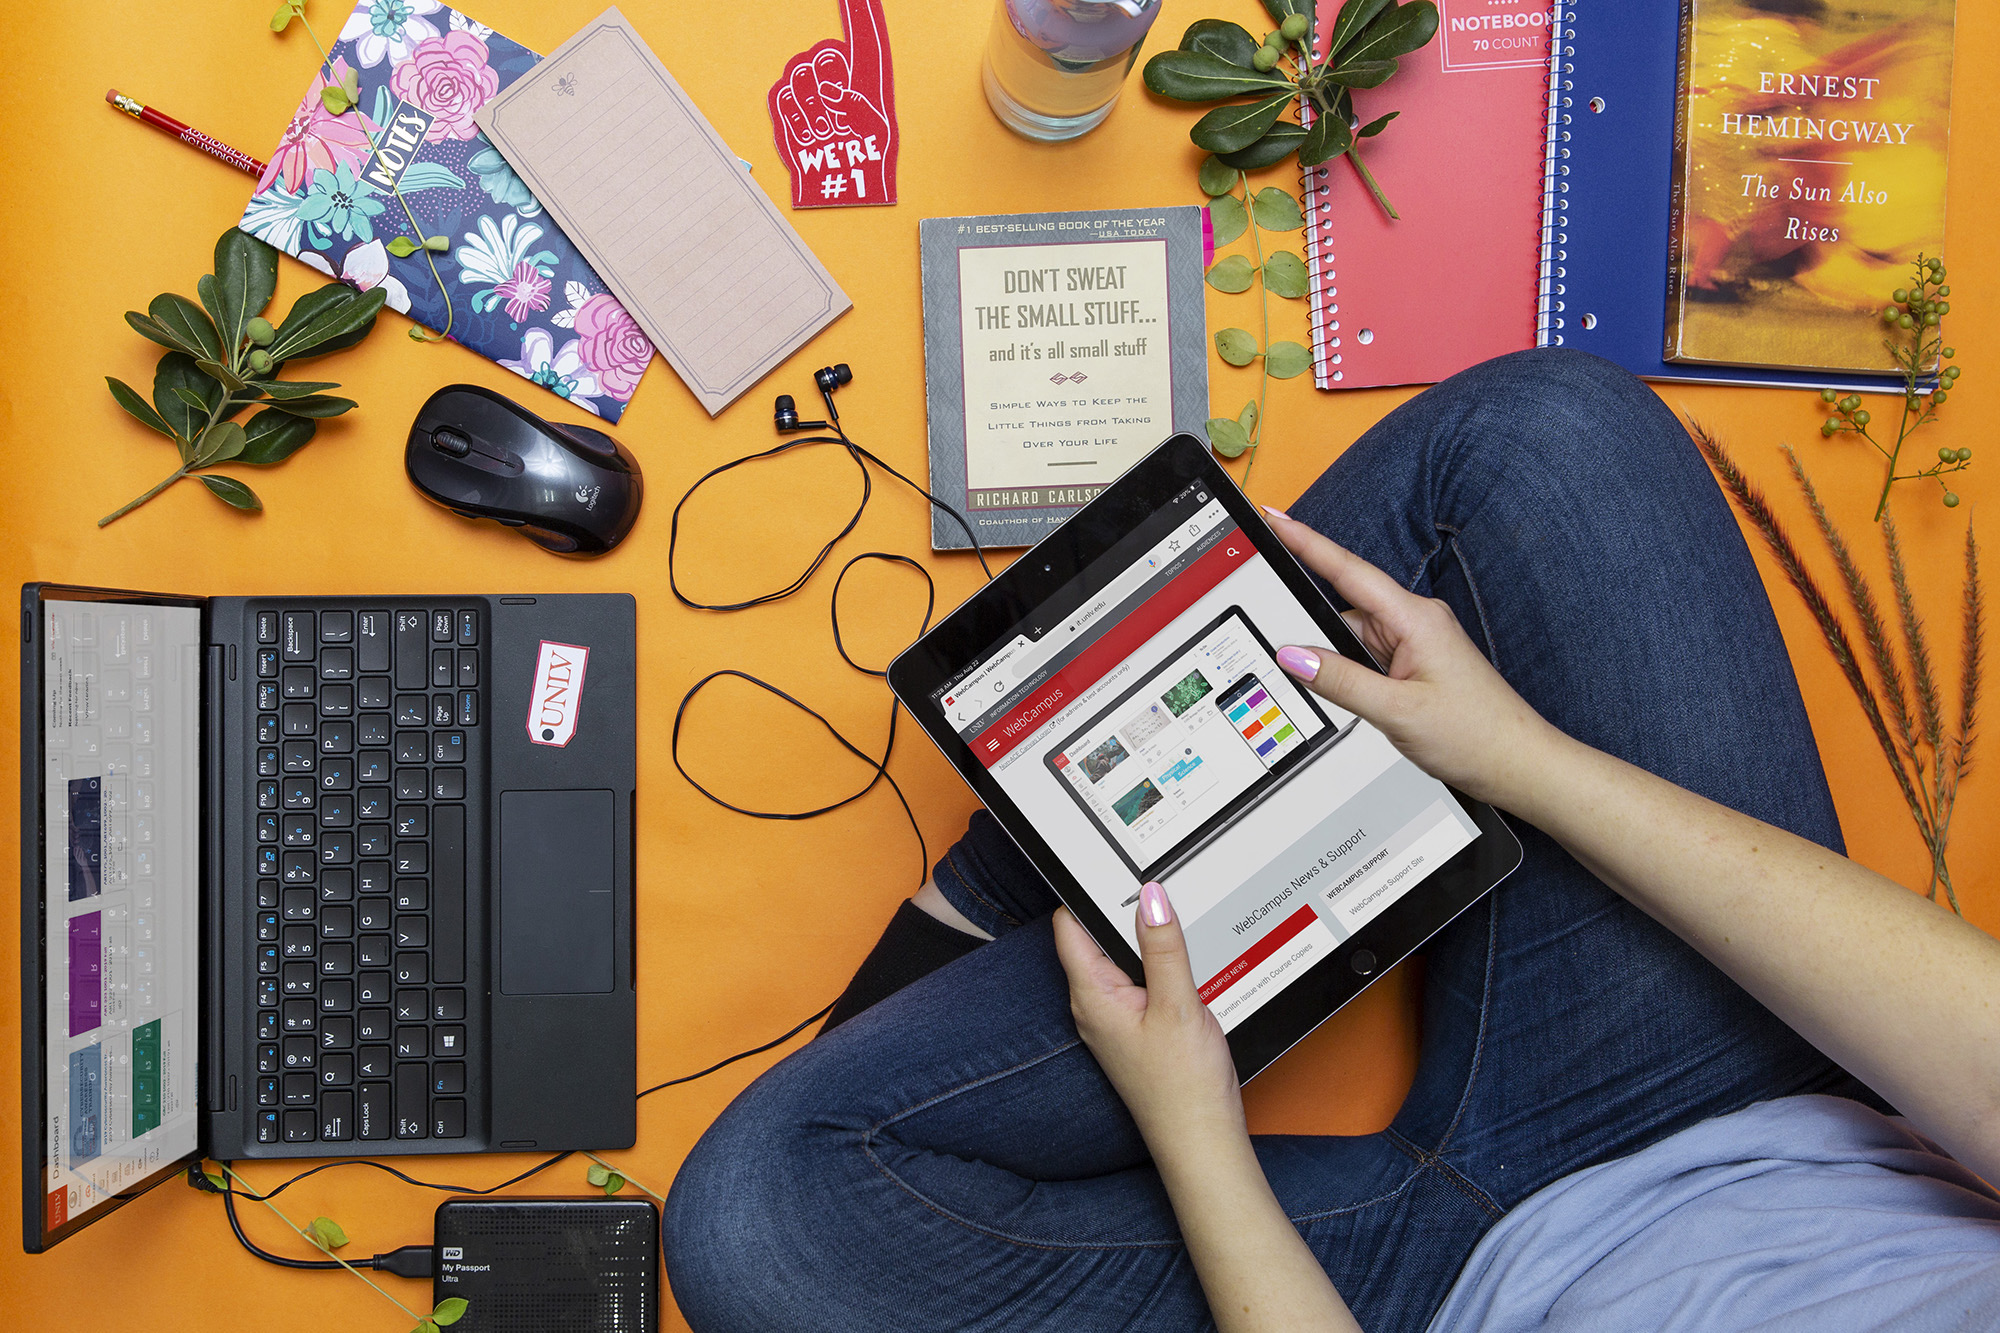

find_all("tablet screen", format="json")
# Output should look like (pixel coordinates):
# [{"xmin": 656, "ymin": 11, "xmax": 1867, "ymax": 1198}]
[{"xmin": 932, "ymin": 479, "xmax": 1482, "ymax": 1033}]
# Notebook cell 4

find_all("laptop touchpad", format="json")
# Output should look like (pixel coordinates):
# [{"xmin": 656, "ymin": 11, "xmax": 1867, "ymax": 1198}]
[{"xmin": 500, "ymin": 790, "xmax": 615, "ymax": 995}]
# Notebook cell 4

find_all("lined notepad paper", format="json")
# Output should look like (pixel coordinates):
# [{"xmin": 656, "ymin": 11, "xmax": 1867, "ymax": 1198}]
[{"xmin": 476, "ymin": 8, "xmax": 850, "ymax": 416}]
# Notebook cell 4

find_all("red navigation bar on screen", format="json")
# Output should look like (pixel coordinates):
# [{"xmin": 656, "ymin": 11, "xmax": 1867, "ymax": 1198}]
[{"xmin": 969, "ymin": 531, "xmax": 1250, "ymax": 767}]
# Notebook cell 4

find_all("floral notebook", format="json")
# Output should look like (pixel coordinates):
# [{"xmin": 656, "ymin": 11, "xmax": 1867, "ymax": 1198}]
[{"xmin": 238, "ymin": 0, "xmax": 653, "ymax": 422}]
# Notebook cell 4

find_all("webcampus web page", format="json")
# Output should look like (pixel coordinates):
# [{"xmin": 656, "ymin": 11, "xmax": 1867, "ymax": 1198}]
[{"xmin": 938, "ymin": 489, "xmax": 1478, "ymax": 1032}]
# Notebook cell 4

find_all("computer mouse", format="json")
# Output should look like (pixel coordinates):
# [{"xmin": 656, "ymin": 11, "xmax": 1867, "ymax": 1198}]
[{"xmin": 406, "ymin": 384, "xmax": 643, "ymax": 555}]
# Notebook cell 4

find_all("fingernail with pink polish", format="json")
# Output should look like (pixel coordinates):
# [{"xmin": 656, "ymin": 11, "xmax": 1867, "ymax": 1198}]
[
  {"xmin": 1276, "ymin": 646, "xmax": 1320, "ymax": 681},
  {"xmin": 1139, "ymin": 881, "xmax": 1173, "ymax": 928},
  {"xmin": 1259, "ymin": 504, "xmax": 1292, "ymax": 521}
]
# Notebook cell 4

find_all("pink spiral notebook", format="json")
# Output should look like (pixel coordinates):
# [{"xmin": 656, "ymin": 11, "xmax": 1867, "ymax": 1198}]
[{"xmin": 1299, "ymin": 0, "xmax": 1553, "ymax": 388}]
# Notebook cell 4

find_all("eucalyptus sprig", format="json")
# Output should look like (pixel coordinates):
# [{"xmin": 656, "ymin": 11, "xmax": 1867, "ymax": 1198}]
[
  {"xmin": 102, "ymin": 227, "xmax": 385, "ymax": 526},
  {"xmin": 1816, "ymin": 254, "xmax": 1971, "ymax": 519},
  {"xmin": 1144, "ymin": 0, "xmax": 1440, "ymax": 221}
]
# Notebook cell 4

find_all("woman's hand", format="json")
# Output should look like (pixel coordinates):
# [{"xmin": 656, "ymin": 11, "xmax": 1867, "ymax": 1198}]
[
  {"xmin": 1264, "ymin": 509, "xmax": 1558, "ymax": 810},
  {"xmin": 1052, "ymin": 885, "xmax": 1244, "ymax": 1161}
]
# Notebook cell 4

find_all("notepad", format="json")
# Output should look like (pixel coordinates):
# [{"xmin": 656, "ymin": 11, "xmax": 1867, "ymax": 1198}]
[{"xmin": 476, "ymin": 8, "xmax": 851, "ymax": 416}]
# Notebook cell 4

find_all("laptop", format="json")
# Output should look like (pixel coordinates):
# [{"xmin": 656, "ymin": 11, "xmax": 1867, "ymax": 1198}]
[{"xmin": 20, "ymin": 585, "xmax": 636, "ymax": 1251}]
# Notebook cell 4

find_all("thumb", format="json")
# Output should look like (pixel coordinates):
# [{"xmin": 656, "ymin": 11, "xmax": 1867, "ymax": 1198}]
[
  {"xmin": 1133, "ymin": 882, "xmax": 1203, "ymax": 1016},
  {"xmin": 1277, "ymin": 644, "xmax": 1398, "ymax": 725}
]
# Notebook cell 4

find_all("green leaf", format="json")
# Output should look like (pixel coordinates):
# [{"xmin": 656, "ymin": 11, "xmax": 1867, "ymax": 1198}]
[
  {"xmin": 1207, "ymin": 417, "xmax": 1251, "ymax": 458},
  {"xmin": 200, "ymin": 475, "xmax": 262, "ymax": 511},
  {"xmin": 1347, "ymin": 1, "xmax": 1440, "ymax": 64},
  {"xmin": 125, "ymin": 310, "xmax": 207, "ymax": 359},
  {"xmin": 148, "ymin": 293, "xmax": 223, "ymax": 363},
  {"xmin": 395, "ymin": 162, "xmax": 467, "ymax": 193},
  {"xmin": 305, "ymin": 1216, "xmax": 349, "ymax": 1252},
  {"xmin": 412, "ymin": 1322, "xmax": 439, "ymax": 1333},
  {"xmin": 1197, "ymin": 155, "xmax": 1238, "ymax": 197},
  {"xmin": 585, "ymin": 1162, "xmax": 612, "ymax": 1187},
  {"xmin": 1251, "ymin": 187, "xmax": 1305, "ymax": 231},
  {"xmin": 1216, "ymin": 328, "xmax": 1260, "ymax": 366},
  {"xmin": 386, "ymin": 237, "xmax": 421, "ymax": 258},
  {"xmin": 422, "ymin": 236, "xmax": 451, "ymax": 252},
  {"xmin": 1357, "ymin": 111, "xmax": 1399, "ymax": 137},
  {"xmin": 1263, "ymin": 250, "xmax": 1309, "ymax": 298},
  {"xmin": 1206, "ymin": 194, "xmax": 1248, "ymax": 248},
  {"xmin": 1190, "ymin": 91, "xmax": 1295, "ymax": 154},
  {"xmin": 1325, "ymin": 58, "xmax": 1397, "ymax": 89},
  {"xmin": 194, "ymin": 421, "xmax": 248, "ymax": 467},
  {"xmin": 266, "ymin": 284, "xmax": 387, "ymax": 363},
  {"xmin": 108, "ymin": 377, "xmax": 176, "ymax": 438},
  {"xmin": 1267, "ymin": 341, "xmax": 1314, "ymax": 378},
  {"xmin": 1142, "ymin": 50, "xmax": 1295, "ymax": 103},
  {"xmin": 1238, "ymin": 399, "xmax": 1260, "ymax": 436},
  {"xmin": 209, "ymin": 228, "xmax": 279, "ymax": 354},
  {"xmin": 320, "ymin": 85, "xmax": 353, "ymax": 114},
  {"xmin": 153, "ymin": 352, "xmax": 223, "ymax": 442},
  {"xmin": 203, "ymin": 1169, "xmax": 228, "ymax": 1192},
  {"xmin": 245, "ymin": 379, "xmax": 339, "ymax": 399},
  {"xmin": 431, "ymin": 1298, "xmax": 469, "ymax": 1327},
  {"xmin": 238, "ymin": 409, "xmax": 318, "ymax": 465},
  {"xmin": 1260, "ymin": 0, "xmax": 1313, "ymax": 25},
  {"xmin": 1325, "ymin": 0, "xmax": 1393, "ymax": 59},
  {"xmin": 1178, "ymin": 19, "xmax": 1263, "ymax": 68},
  {"xmin": 262, "ymin": 394, "xmax": 356, "ymax": 419},
  {"xmin": 270, "ymin": 0, "xmax": 294, "ymax": 31},
  {"xmin": 1205, "ymin": 255, "xmax": 1258, "ymax": 294},
  {"xmin": 196, "ymin": 358, "xmax": 249, "ymax": 393},
  {"xmin": 1217, "ymin": 123, "xmax": 1308, "ymax": 169},
  {"xmin": 603, "ymin": 1174, "xmax": 626, "ymax": 1195},
  {"xmin": 1300, "ymin": 110, "xmax": 1354, "ymax": 167}
]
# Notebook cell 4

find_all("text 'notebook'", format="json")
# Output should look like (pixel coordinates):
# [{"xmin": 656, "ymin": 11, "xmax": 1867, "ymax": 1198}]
[{"xmin": 476, "ymin": 8, "xmax": 850, "ymax": 416}]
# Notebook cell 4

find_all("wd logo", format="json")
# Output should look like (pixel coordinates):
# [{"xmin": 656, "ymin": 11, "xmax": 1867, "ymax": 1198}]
[{"xmin": 442, "ymin": 1247, "xmax": 463, "ymax": 1260}]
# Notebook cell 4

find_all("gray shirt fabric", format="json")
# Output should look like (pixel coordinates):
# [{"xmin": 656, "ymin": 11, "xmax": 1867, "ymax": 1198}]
[{"xmin": 1426, "ymin": 1095, "xmax": 2000, "ymax": 1332}]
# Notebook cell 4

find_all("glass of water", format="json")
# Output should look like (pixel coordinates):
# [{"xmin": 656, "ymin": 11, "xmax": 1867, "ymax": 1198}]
[{"xmin": 983, "ymin": 0, "xmax": 1165, "ymax": 142}]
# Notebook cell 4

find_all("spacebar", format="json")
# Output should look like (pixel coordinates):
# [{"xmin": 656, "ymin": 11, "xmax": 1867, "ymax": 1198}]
[{"xmin": 435, "ymin": 806, "xmax": 465, "ymax": 984}]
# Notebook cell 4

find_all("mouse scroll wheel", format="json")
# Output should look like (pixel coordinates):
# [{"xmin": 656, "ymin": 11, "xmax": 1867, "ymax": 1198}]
[{"xmin": 432, "ymin": 427, "xmax": 473, "ymax": 457}]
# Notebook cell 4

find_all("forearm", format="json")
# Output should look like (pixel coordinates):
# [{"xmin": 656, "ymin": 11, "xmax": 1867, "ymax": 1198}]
[
  {"xmin": 1508, "ymin": 726, "xmax": 2000, "ymax": 1179},
  {"xmin": 1152, "ymin": 1134, "xmax": 1361, "ymax": 1333}
]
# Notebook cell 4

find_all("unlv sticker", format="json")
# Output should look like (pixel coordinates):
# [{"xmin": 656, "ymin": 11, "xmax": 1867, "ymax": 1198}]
[{"xmin": 526, "ymin": 641, "xmax": 590, "ymax": 747}]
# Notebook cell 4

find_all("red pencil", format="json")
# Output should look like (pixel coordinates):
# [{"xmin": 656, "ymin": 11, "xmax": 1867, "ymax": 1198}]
[{"xmin": 108, "ymin": 89, "xmax": 267, "ymax": 179}]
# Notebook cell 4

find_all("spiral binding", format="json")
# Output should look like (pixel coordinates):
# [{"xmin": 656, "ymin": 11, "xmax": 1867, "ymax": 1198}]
[
  {"xmin": 1300, "ymin": 12, "xmax": 1342, "ymax": 387},
  {"xmin": 1537, "ymin": 3, "xmax": 1577, "ymax": 346}
]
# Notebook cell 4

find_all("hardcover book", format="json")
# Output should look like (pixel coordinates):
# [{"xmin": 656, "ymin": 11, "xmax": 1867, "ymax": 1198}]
[
  {"xmin": 920, "ymin": 208, "xmax": 1210, "ymax": 550},
  {"xmin": 238, "ymin": 0, "xmax": 653, "ymax": 422},
  {"xmin": 1664, "ymin": 0, "xmax": 1956, "ymax": 373}
]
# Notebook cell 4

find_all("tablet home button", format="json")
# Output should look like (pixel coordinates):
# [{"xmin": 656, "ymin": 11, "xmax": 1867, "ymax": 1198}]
[{"xmin": 1350, "ymin": 950, "xmax": 1377, "ymax": 977}]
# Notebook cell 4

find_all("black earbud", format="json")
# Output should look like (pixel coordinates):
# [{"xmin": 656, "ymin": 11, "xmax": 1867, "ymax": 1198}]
[
  {"xmin": 814, "ymin": 363, "xmax": 852, "ymax": 425},
  {"xmin": 772, "ymin": 364, "xmax": 853, "ymax": 435}
]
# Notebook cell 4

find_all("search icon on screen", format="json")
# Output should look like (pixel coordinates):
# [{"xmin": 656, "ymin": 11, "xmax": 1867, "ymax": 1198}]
[{"xmin": 1225, "ymin": 546, "xmax": 1239, "ymax": 557}]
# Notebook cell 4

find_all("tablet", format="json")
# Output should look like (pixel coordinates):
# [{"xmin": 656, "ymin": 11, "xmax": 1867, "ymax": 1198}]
[{"xmin": 888, "ymin": 434, "xmax": 1522, "ymax": 1081}]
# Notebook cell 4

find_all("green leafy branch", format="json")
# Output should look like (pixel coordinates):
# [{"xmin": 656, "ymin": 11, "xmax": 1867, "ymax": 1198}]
[
  {"xmin": 195, "ymin": 1163, "xmax": 469, "ymax": 1333},
  {"xmin": 582, "ymin": 1150, "xmax": 666, "ymax": 1202},
  {"xmin": 1815, "ymin": 254, "xmax": 1971, "ymax": 518},
  {"xmin": 1201, "ymin": 169, "xmax": 1310, "ymax": 486},
  {"xmin": 1145, "ymin": 0, "xmax": 1439, "ymax": 221},
  {"xmin": 270, "ymin": 0, "xmax": 454, "ymax": 339},
  {"xmin": 102, "ymin": 227, "xmax": 384, "ymax": 525}
]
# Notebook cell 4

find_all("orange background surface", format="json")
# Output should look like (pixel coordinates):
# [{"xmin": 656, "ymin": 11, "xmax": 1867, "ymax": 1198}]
[{"xmin": 1, "ymin": 2, "xmax": 1991, "ymax": 1327}]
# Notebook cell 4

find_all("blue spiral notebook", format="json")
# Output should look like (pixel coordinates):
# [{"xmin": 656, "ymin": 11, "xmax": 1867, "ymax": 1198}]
[
  {"xmin": 238, "ymin": 1, "xmax": 654, "ymax": 422},
  {"xmin": 1537, "ymin": 1, "xmax": 1907, "ymax": 394}
]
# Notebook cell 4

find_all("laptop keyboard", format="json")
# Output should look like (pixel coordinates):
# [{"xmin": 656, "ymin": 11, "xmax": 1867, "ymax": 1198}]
[{"xmin": 248, "ymin": 606, "xmax": 481, "ymax": 1147}]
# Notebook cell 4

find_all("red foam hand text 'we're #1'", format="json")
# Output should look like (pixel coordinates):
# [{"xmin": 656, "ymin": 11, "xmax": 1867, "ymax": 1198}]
[{"xmin": 768, "ymin": 0, "xmax": 899, "ymax": 208}]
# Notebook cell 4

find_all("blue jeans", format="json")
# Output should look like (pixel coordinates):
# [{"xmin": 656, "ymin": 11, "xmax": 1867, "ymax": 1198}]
[{"xmin": 662, "ymin": 351, "xmax": 1870, "ymax": 1332}]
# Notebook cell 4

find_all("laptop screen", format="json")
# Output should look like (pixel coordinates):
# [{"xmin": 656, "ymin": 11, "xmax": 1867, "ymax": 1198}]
[{"xmin": 34, "ymin": 597, "xmax": 203, "ymax": 1242}]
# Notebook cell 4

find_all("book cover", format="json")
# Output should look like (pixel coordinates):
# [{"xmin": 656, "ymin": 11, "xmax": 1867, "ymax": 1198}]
[
  {"xmin": 1299, "ymin": 0, "xmax": 1551, "ymax": 389},
  {"xmin": 238, "ymin": 0, "xmax": 654, "ymax": 422},
  {"xmin": 1664, "ymin": 0, "xmax": 1955, "ymax": 373},
  {"xmin": 919, "ymin": 208, "xmax": 1209, "ymax": 550}
]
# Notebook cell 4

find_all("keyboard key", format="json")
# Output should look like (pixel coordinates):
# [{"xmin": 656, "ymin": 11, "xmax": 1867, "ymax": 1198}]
[
  {"xmin": 259, "ymin": 1111, "xmax": 280, "ymax": 1144},
  {"xmin": 358, "ymin": 1046, "xmax": 391, "ymax": 1079},
  {"xmin": 432, "ymin": 610, "xmax": 454, "ymax": 642},
  {"xmin": 320, "ymin": 1054, "xmax": 353, "ymax": 1087},
  {"xmin": 282, "ymin": 666, "xmax": 315, "ymax": 699},
  {"xmin": 358, "ymin": 715, "xmax": 390, "ymax": 747},
  {"xmin": 319, "ymin": 758, "xmax": 353, "ymax": 790},
  {"xmin": 321, "ymin": 795, "xmax": 353, "ymax": 827},
  {"xmin": 320, "ymin": 942, "xmax": 354, "ymax": 974},
  {"xmin": 258, "ymin": 715, "xmax": 281, "ymax": 744},
  {"xmin": 257, "ymin": 646, "xmax": 280, "ymax": 678},
  {"xmin": 458, "ymin": 692, "xmax": 479, "ymax": 727},
  {"xmin": 358, "ymin": 677, "xmax": 391, "ymax": 711},
  {"xmin": 284, "ymin": 1110, "xmax": 316, "ymax": 1143},
  {"xmin": 282, "ymin": 815, "xmax": 315, "ymax": 848},
  {"xmin": 358, "ymin": 753, "xmax": 390, "ymax": 784},
  {"xmin": 395, "ymin": 611, "xmax": 428, "ymax": 689},
  {"xmin": 257, "ymin": 813, "xmax": 279, "ymax": 843},
  {"xmin": 358, "ymin": 936, "xmax": 391, "ymax": 968},
  {"xmin": 394, "ymin": 806, "xmax": 429, "ymax": 838},
  {"xmin": 433, "ymin": 732, "xmax": 465, "ymax": 765},
  {"xmin": 320, "ymin": 611, "xmax": 354, "ymax": 644},
  {"xmin": 321, "ymin": 1091, "xmax": 354, "ymax": 1142},
  {"xmin": 320, "ymin": 978, "xmax": 353, "ymax": 1010},
  {"xmin": 358, "ymin": 1082, "xmax": 390, "ymax": 1139},
  {"xmin": 283, "ymin": 1073, "xmax": 316, "ymax": 1105},
  {"xmin": 395, "ymin": 989, "xmax": 427, "ymax": 1022},
  {"xmin": 282, "ymin": 925, "xmax": 315, "ymax": 958},
  {"xmin": 282, "ymin": 611, "xmax": 313, "ymax": 662},
  {"xmin": 357, "ymin": 1005, "xmax": 391, "ymax": 1039},
  {"xmin": 257, "ymin": 977, "xmax": 280, "ymax": 1007},
  {"xmin": 395, "ymin": 732, "xmax": 427, "ymax": 765},
  {"xmin": 433, "ymin": 1062, "xmax": 465, "ymax": 1095},
  {"xmin": 257, "ymin": 780, "xmax": 279, "ymax": 810},
  {"xmin": 280, "ymin": 742, "xmax": 314, "ymax": 773},
  {"xmin": 258, "ymin": 681, "xmax": 280, "ymax": 711},
  {"xmin": 258, "ymin": 947, "xmax": 282, "ymax": 978},
  {"xmin": 282, "ymin": 962, "xmax": 315, "ymax": 995},
  {"xmin": 259, "ymin": 847, "xmax": 280, "ymax": 878},
  {"xmin": 257, "ymin": 610, "xmax": 279, "ymax": 645},
  {"xmin": 433, "ymin": 1100, "xmax": 466, "ymax": 1139},
  {"xmin": 259, "ymin": 1044, "xmax": 281, "ymax": 1074},
  {"xmin": 319, "ymin": 647, "xmax": 354, "ymax": 681},
  {"xmin": 259, "ymin": 879, "xmax": 281, "ymax": 909},
  {"xmin": 435, "ymin": 1026, "xmax": 465, "ymax": 1057},
  {"xmin": 319, "ymin": 722, "xmax": 354, "ymax": 755},
  {"xmin": 282, "ymin": 889, "xmax": 314, "ymax": 921},
  {"xmin": 433, "ymin": 990, "xmax": 465, "ymax": 1021},
  {"xmin": 258, "ymin": 748, "xmax": 280, "ymax": 778},
  {"xmin": 358, "ymin": 827, "xmax": 389, "ymax": 857},
  {"xmin": 396, "ymin": 769, "xmax": 428, "ymax": 801},
  {"xmin": 357, "ymin": 862, "xmax": 391, "ymax": 895},
  {"xmin": 257, "ymin": 913, "xmax": 280, "ymax": 942},
  {"xmin": 283, "ymin": 777, "xmax": 315, "ymax": 809},
  {"xmin": 394, "ymin": 953, "xmax": 428, "ymax": 985},
  {"xmin": 319, "ymin": 869, "xmax": 353, "ymax": 902},
  {"xmin": 321, "ymin": 1016, "xmax": 353, "ymax": 1049},
  {"xmin": 282, "ymin": 999, "xmax": 316, "ymax": 1032},
  {"xmin": 320, "ymin": 905, "xmax": 353, "ymax": 938},
  {"xmin": 435, "ymin": 805, "xmax": 465, "ymax": 985},
  {"xmin": 395, "ymin": 843, "xmax": 429, "ymax": 875},
  {"xmin": 282, "ymin": 1037, "xmax": 314, "ymax": 1069},
  {"xmin": 320, "ymin": 832, "xmax": 354, "ymax": 864},
  {"xmin": 432, "ymin": 694, "xmax": 455, "ymax": 728},
  {"xmin": 395, "ymin": 695, "xmax": 427, "ymax": 727},
  {"xmin": 433, "ymin": 769, "xmax": 465, "ymax": 801},
  {"xmin": 281, "ymin": 704, "xmax": 315, "ymax": 736},
  {"xmin": 395, "ymin": 916, "xmax": 429, "ymax": 949},
  {"xmin": 395, "ymin": 1027, "xmax": 428, "ymax": 1059},
  {"xmin": 258, "ymin": 1076, "xmax": 279, "ymax": 1106},
  {"xmin": 432, "ymin": 649, "xmax": 454, "ymax": 688},
  {"xmin": 396, "ymin": 1064, "xmax": 428, "ymax": 1138},
  {"xmin": 394, "ymin": 879, "xmax": 428, "ymax": 911},
  {"xmin": 281, "ymin": 853, "xmax": 314, "ymax": 885},
  {"xmin": 320, "ymin": 684, "xmax": 353, "ymax": 718},
  {"xmin": 357, "ymin": 900, "xmax": 391, "ymax": 932},
  {"xmin": 457, "ymin": 649, "xmax": 479, "ymax": 687},
  {"xmin": 358, "ymin": 612, "xmax": 391, "ymax": 673}
]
